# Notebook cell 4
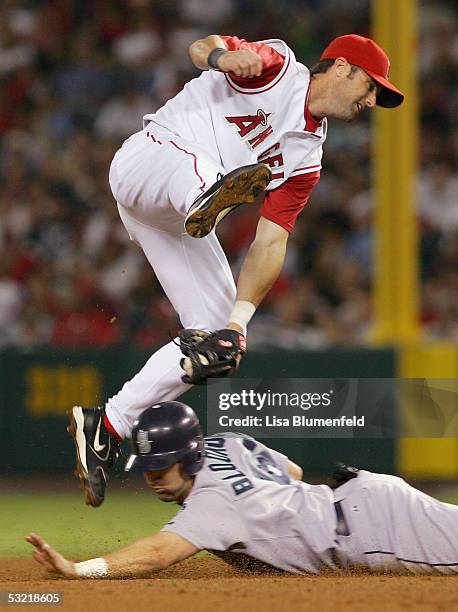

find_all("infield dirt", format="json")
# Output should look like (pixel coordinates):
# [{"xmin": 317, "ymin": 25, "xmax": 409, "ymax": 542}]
[{"xmin": 1, "ymin": 557, "xmax": 457, "ymax": 612}]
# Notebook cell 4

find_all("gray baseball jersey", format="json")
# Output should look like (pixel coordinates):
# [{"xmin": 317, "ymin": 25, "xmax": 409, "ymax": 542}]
[
  {"xmin": 161, "ymin": 433, "xmax": 338, "ymax": 573},
  {"xmin": 162, "ymin": 434, "xmax": 458, "ymax": 574}
]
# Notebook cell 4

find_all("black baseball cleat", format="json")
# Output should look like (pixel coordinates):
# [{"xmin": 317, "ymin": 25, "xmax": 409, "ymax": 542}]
[
  {"xmin": 67, "ymin": 406, "xmax": 121, "ymax": 507},
  {"xmin": 184, "ymin": 163, "xmax": 272, "ymax": 238}
]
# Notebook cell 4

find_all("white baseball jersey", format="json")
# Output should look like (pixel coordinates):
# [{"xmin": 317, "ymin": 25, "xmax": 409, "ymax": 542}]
[
  {"xmin": 143, "ymin": 39, "xmax": 327, "ymax": 190},
  {"xmin": 162, "ymin": 434, "xmax": 458, "ymax": 575}
]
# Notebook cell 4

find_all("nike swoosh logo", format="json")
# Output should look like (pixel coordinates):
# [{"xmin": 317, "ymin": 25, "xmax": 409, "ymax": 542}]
[{"xmin": 93, "ymin": 420, "xmax": 106, "ymax": 452}]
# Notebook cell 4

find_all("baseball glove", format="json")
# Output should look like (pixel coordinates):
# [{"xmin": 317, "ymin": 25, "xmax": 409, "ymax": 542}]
[{"xmin": 179, "ymin": 328, "xmax": 246, "ymax": 384}]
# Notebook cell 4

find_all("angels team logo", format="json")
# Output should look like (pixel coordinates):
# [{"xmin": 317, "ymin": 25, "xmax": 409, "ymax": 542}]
[{"xmin": 225, "ymin": 109, "xmax": 274, "ymax": 150}]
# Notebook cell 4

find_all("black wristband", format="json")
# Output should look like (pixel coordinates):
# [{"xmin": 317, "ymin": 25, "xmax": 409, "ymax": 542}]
[{"xmin": 207, "ymin": 48, "xmax": 227, "ymax": 71}]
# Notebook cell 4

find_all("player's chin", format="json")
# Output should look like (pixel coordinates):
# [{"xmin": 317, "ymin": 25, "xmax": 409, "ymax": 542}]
[
  {"xmin": 344, "ymin": 109, "xmax": 360, "ymax": 122},
  {"xmin": 155, "ymin": 491, "xmax": 176, "ymax": 502},
  {"xmin": 332, "ymin": 108, "xmax": 358, "ymax": 123}
]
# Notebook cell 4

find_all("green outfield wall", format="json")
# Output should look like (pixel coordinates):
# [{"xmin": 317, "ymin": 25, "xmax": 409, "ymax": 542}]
[
  {"xmin": 2, "ymin": 345, "xmax": 457, "ymax": 478},
  {"xmin": 0, "ymin": 347, "xmax": 396, "ymax": 475}
]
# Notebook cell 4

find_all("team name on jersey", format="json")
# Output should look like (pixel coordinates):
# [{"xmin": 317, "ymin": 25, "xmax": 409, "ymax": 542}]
[
  {"xmin": 258, "ymin": 142, "xmax": 285, "ymax": 180},
  {"xmin": 205, "ymin": 437, "xmax": 254, "ymax": 496},
  {"xmin": 225, "ymin": 109, "xmax": 285, "ymax": 180},
  {"xmin": 225, "ymin": 109, "xmax": 273, "ymax": 150}
]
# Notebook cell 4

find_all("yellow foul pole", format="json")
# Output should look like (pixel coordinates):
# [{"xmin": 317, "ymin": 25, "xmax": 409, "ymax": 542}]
[{"xmin": 372, "ymin": 0, "xmax": 419, "ymax": 343}]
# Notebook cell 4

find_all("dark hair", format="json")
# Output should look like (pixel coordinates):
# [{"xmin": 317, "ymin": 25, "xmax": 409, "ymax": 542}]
[
  {"xmin": 309, "ymin": 58, "xmax": 359, "ymax": 78},
  {"xmin": 309, "ymin": 58, "xmax": 335, "ymax": 76}
]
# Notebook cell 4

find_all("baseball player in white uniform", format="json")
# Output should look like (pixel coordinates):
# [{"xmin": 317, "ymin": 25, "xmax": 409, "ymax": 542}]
[
  {"xmin": 29, "ymin": 403, "xmax": 458, "ymax": 578},
  {"xmin": 68, "ymin": 34, "xmax": 405, "ymax": 507}
]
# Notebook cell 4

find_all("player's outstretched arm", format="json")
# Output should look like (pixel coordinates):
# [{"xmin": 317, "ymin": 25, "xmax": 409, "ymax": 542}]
[
  {"xmin": 226, "ymin": 217, "xmax": 289, "ymax": 333},
  {"xmin": 103, "ymin": 532, "xmax": 198, "ymax": 578},
  {"xmin": 189, "ymin": 35, "xmax": 263, "ymax": 77},
  {"xmin": 179, "ymin": 217, "xmax": 288, "ymax": 383},
  {"xmin": 26, "ymin": 531, "xmax": 198, "ymax": 579}
]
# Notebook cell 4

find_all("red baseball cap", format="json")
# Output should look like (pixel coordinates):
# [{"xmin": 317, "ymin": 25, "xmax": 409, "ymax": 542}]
[{"xmin": 320, "ymin": 34, "xmax": 404, "ymax": 108}]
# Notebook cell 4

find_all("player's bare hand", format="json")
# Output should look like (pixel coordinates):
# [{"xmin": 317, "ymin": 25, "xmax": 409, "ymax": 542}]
[
  {"xmin": 26, "ymin": 533, "xmax": 76, "ymax": 578},
  {"xmin": 217, "ymin": 50, "xmax": 263, "ymax": 78}
]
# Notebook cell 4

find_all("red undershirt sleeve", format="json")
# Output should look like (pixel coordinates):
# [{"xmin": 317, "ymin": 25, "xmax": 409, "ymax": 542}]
[
  {"xmin": 219, "ymin": 35, "xmax": 284, "ymax": 88},
  {"xmin": 260, "ymin": 172, "xmax": 320, "ymax": 233}
]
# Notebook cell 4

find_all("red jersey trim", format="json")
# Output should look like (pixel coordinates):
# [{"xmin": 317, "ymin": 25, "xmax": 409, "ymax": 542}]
[
  {"xmin": 169, "ymin": 140, "xmax": 207, "ymax": 194},
  {"xmin": 303, "ymin": 81, "xmax": 323, "ymax": 133},
  {"xmin": 290, "ymin": 164, "xmax": 322, "ymax": 175}
]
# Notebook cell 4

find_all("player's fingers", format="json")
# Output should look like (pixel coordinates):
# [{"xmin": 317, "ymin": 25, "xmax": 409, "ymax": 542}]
[
  {"xmin": 244, "ymin": 56, "xmax": 261, "ymax": 74},
  {"xmin": 33, "ymin": 550, "xmax": 55, "ymax": 572},
  {"xmin": 33, "ymin": 550, "xmax": 48, "ymax": 566},
  {"xmin": 32, "ymin": 550, "xmax": 45, "ymax": 565},
  {"xmin": 233, "ymin": 58, "xmax": 251, "ymax": 77},
  {"xmin": 229, "ymin": 50, "xmax": 261, "ymax": 77},
  {"xmin": 26, "ymin": 533, "xmax": 46, "ymax": 550},
  {"xmin": 38, "ymin": 540, "xmax": 52, "ymax": 555},
  {"xmin": 237, "ymin": 58, "xmax": 259, "ymax": 77},
  {"xmin": 246, "ymin": 60, "xmax": 258, "ymax": 77},
  {"xmin": 26, "ymin": 532, "xmax": 40, "ymax": 543},
  {"xmin": 29, "ymin": 534, "xmax": 57, "ymax": 564},
  {"xmin": 41, "ymin": 543, "xmax": 62, "ymax": 566},
  {"xmin": 249, "ymin": 65, "xmax": 262, "ymax": 77}
]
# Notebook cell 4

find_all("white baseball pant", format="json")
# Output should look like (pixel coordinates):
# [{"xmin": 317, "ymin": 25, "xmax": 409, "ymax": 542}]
[
  {"xmin": 105, "ymin": 124, "xmax": 236, "ymax": 438},
  {"xmin": 334, "ymin": 470, "xmax": 458, "ymax": 574}
]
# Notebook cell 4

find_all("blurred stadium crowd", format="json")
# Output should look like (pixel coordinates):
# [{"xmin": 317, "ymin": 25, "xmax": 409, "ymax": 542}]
[{"xmin": 0, "ymin": 0, "xmax": 457, "ymax": 350}]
